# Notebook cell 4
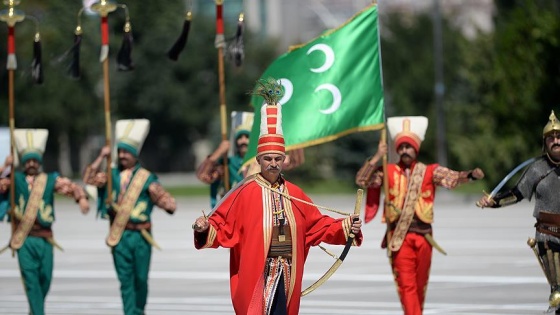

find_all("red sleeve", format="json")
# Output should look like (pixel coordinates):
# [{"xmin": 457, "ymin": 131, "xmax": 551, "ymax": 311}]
[
  {"xmin": 194, "ymin": 180, "xmax": 252, "ymax": 249},
  {"xmin": 287, "ymin": 184, "xmax": 363, "ymax": 249}
]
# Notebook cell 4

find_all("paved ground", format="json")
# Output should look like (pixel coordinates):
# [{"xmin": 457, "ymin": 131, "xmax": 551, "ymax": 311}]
[{"xmin": 0, "ymin": 188, "xmax": 550, "ymax": 315}]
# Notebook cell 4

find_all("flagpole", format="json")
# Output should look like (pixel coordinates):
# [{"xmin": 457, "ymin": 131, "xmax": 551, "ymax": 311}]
[
  {"xmin": 215, "ymin": 0, "xmax": 230, "ymax": 191},
  {"xmin": 380, "ymin": 127, "xmax": 392, "ymax": 240}
]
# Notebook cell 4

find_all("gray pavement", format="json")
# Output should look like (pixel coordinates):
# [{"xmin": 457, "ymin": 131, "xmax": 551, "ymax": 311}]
[{"xmin": 0, "ymin": 190, "xmax": 550, "ymax": 315}]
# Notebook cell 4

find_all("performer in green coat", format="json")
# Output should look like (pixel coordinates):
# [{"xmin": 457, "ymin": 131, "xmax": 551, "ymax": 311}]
[
  {"xmin": 0, "ymin": 128, "xmax": 89, "ymax": 315},
  {"xmin": 83, "ymin": 119, "xmax": 176, "ymax": 315}
]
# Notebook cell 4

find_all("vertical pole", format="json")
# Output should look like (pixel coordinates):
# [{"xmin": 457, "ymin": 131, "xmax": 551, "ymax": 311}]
[
  {"xmin": 103, "ymin": 57, "xmax": 112, "ymax": 204},
  {"xmin": 433, "ymin": 0, "xmax": 447, "ymax": 166},
  {"xmin": 215, "ymin": 0, "xmax": 230, "ymax": 191},
  {"xmin": 8, "ymin": 68, "xmax": 15, "ymax": 257},
  {"xmin": 381, "ymin": 128, "xmax": 391, "ymax": 245},
  {"xmin": 99, "ymin": 13, "xmax": 113, "ymax": 205}
]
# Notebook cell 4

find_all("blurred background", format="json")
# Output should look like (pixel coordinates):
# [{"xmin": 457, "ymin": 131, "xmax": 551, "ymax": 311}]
[{"xmin": 0, "ymin": 0, "xmax": 557, "ymax": 191}]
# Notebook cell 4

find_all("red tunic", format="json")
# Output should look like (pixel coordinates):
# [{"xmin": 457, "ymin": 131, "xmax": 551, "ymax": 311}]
[{"xmin": 195, "ymin": 174, "xmax": 362, "ymax": 315}]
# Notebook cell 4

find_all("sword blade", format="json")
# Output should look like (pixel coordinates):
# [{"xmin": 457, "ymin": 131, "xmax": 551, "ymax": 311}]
[{"xmin": 489, "ymin": 157, "xmax": 537, "ymax": 199}]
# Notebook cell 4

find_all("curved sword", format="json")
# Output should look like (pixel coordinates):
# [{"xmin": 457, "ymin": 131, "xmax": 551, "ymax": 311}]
[
  {"xmin": 301, "ymin": 188, "xmax": 363, "ymax": 296},
  {"xmin": 488, "ymin": 157, "xmax": 537, "ymax": 199},
  {"xmin": 476, "ymin": 157, "xmax": 537, "ymax": 208}
]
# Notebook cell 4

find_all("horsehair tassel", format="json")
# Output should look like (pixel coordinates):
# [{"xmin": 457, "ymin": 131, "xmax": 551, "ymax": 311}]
[
  {"xmin": 232, "ymin": 13, "xmax": 244, "ymax": 67},
  {"xmin": 7, "ymin": 26, "xmax": 16, "ymax": 70},
  {"xmin": 117, "ymin": 21, "xmax": 134, "ymax": 71},
  {"xmin": 32, "ymin": 32, "xmax": 44, "ymax": 84},
  {"xmin": 167, "ymin": 11, "xmax": 192, "ymax": 61},
  {"xmin": 69, "ymin": 32, "xmax": 82, "ymax": 78}
]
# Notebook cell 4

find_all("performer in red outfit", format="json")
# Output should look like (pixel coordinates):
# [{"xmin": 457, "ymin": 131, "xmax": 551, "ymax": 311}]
[
  {"xmin": 193, "ymin": 79, "xmax": 363, "ymax": 315},
  {"xmin": 355, "ymin": 116, "xmax": 484, "ymax": 315}
]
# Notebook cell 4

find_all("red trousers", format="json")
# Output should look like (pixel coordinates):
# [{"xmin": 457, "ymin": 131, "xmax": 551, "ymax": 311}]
[{"xmin": 390, "ymin": 233, "xmax": 432, "ymax": 315}]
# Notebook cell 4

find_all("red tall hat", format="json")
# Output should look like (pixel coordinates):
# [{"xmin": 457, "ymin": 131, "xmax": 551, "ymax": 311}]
[
  {"xmin": 253, "ymin": 78, "xmax": 285, "ymax": 156},
  {"xmin": 257, "ymin": 103, "xmax": 285, "ymax": 156}
]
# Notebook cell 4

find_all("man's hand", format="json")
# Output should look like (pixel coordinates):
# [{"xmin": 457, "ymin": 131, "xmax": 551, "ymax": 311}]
[
  {"xmin": 476, "ymin": 194, "xmax": 495, "ymax": 208},
  {"xmin": 209, "ymin": 140, "xmax": 231, "ymax": 162},
  {"xmin": 471, "ymin": 168, "xmax": 485, "ymax": 180},
  {"xmin": 374, "ymin": 142, "xmax": 388, "ymax": 160},
  {"xmin": 350, "ymin": 214, "xmax": 362, "ymax": 235},
  {"xmin": 4, "ymin": 155, "xmax": 13, "ymax": 167},
  {"xmin": 79, "ymin": 198, "xmax": 90, "ymax": 214},
  {"xmin": 100, "ymin": 145, "xmax": 112, "ymax": 158},
  {"xmin": 192, "ymin": 215, "xmax": 210, "ymax": 232}
]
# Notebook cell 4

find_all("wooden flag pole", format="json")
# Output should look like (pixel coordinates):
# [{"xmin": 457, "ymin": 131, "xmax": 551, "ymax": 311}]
[
  {"xmin": 215, "ymin": 0, "xmax": 230, "ymax": 191},
  {"xmin": 380, "ymin": 128, "xmax": 392, "ymax": 257}
]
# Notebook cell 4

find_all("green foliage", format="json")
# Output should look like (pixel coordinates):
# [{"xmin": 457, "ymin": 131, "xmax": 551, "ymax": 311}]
[{"xmin": 448, "ymin": 0, "xmax": 560, "ymax": 185}]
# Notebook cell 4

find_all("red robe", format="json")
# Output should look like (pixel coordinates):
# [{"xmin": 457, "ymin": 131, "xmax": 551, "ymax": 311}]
[{"xmin": 195, "ymin": 174, "xmax": 362, "ymax": 315}]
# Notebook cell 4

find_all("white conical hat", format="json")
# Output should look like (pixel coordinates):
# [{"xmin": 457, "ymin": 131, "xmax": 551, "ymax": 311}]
[
  {"xmin": 14, "ymin": 129, "xmax": 49, "ymax": 164},
  {"xmin": 115, "ymin": 119, "xmax": 150, "ymax": 157},
  {"xmin": 387, "ymin": 116, "xmax": 428, "ymax": 152}
]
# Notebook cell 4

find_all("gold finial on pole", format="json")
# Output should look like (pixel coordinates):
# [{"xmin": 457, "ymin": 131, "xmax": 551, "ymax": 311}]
[
  {"xmin": 90, "ymin": 0, "xmax": 118, "ymax": 17},
  {"xmin": 0, "ymin": 0, "xmax": 25, "ymax": 26}
]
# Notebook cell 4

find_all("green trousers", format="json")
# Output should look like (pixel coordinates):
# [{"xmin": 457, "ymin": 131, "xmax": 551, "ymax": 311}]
[
  {"xmin": 17, "ymin": 236, "xmax": 53, "ymax": 315},
  {"xmin": 112, "ymin": 230, "xmax": 152, "ymax": 315}
]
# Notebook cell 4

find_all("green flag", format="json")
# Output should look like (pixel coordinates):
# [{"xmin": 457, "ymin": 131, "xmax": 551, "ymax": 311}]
[{"xmin": 245, "ymin": 4, "xmax": 384, "ymax": 164}]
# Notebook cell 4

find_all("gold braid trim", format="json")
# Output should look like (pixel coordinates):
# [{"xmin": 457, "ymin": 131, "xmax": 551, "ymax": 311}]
[{"xmin": 10, "ymin": 174, "xmax": 48, "ymax": 250}]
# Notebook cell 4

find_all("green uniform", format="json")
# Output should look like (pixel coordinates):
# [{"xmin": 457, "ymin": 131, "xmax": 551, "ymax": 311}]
[
  {"xmin": 97, "ymin": 163, "xmax": 158, "ymax": 315},
  {"xmin": 9, "ymin": 171, "xmax": 58, "ymax": 315},
  {"xmin": 209, "ymin": 154, "xmax": 244, "ymax": 207}
]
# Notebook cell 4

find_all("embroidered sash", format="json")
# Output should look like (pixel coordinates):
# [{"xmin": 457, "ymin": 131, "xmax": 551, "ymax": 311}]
[
  {"xmin": 10, "ymin": 173, "xmax": 48, "ymax": 250},
  {"xmin": 388, "ymin": 163, "xmax": 427, "ymax": 252},
  {"xmin": 106, "ymin": 168, "xmax": 150, "ymax": 247}
]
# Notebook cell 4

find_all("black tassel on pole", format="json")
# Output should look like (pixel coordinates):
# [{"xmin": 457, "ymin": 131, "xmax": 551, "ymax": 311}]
[
  {"xmin": 229, "ymin": 13, "xmax": 244, "ymax": 67},
  {"xmin": 31, "ymin": 32, "xmax": 43, "ymax": 84},
  {"xmin": 167, "ymin": 11, "xmax": 192, "ymax": 61},
  {"xmin": 69, "ymin": 31, "xmax": 82, "ymax": 79},
  {"xmin": 117, "ymin": 21, "xmax": 134, "ymax": 71}
]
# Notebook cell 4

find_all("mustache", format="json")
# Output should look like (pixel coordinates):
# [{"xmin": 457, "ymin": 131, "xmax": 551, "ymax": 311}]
[
  {"xmin": 553, "ymin": 144, "xmax": 560, "ymax": 148},
  {"xmin": 266, "ymin": 165, "xmax": 280, "ymax": 171},
  {"xmin": 400, "ymin": 153, "xmax": 412, "ymax": 159}
]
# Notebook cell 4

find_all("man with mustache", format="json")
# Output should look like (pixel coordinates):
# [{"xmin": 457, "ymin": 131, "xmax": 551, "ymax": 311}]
[
  {"xmin": 355, "ymin": 116, "xmax": 484, "ymax": 315},
  {"xmin": 477, "ymin": 110, "xmax": 560, "ymax": 314},
  {"xmin": 83, "ymin": 119, "xmax": 176, "ymax": 315},
  {"xmin": 0, "ymin": 129, "xmax": 89, "ymax": 315},
  {"xmin": 196, "ymin": 112, "xmax": 304, "ymax": 208},
  {"xmin": 192, "ymin": 87, "xmax": 362, "ymax": 315}
]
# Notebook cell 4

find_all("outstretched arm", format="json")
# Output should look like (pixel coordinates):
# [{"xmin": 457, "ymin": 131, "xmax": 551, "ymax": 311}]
[
  {"xmin": 148, "ymin": 182, "xmax": 176, "ymax": 214},
  {"xmin": 55, "ymin": 176, "xmax": 89, "ymax": 214},
  {"xmin": 433, "ymin": 166, "xmax": 484, "ymax": 189},
  {"xmin": 477, "ymin": 187, "xmax": 523, "ymax": 208}
]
